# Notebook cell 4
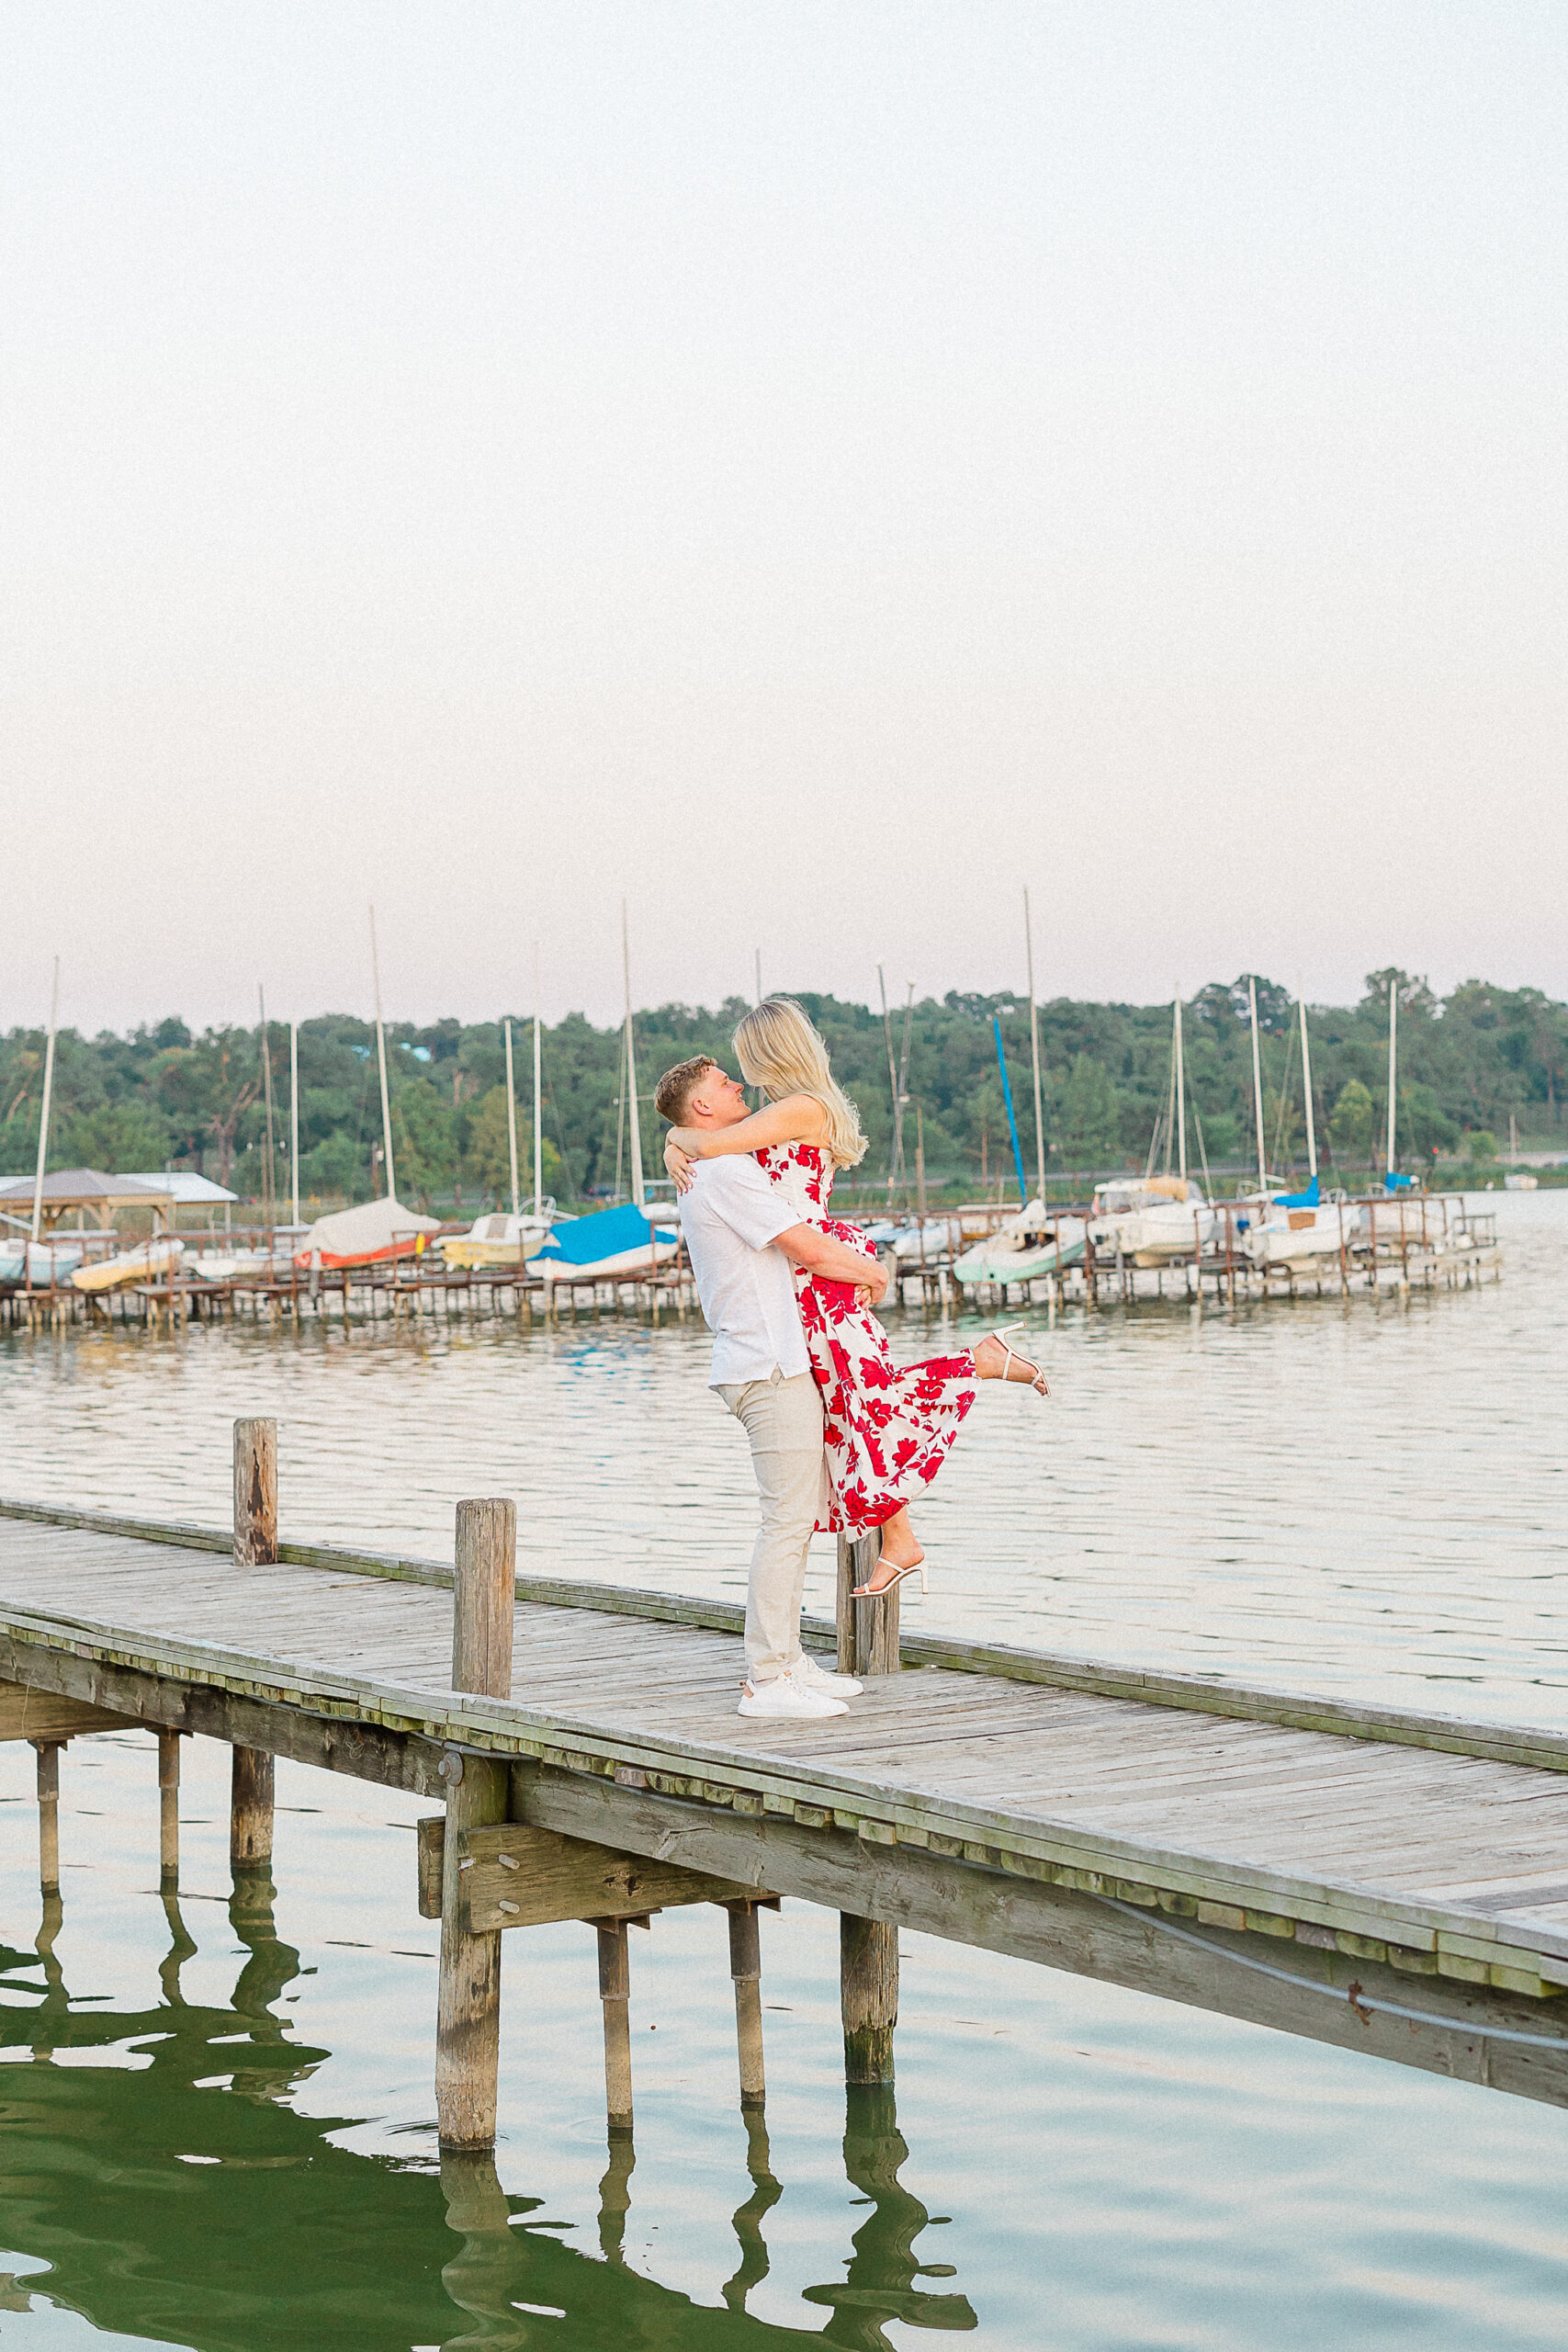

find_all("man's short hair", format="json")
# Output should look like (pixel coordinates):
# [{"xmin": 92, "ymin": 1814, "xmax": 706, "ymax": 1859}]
[{"xmin": 654, "ymin": 1056, "xmax": 717, "ymax": 1125}]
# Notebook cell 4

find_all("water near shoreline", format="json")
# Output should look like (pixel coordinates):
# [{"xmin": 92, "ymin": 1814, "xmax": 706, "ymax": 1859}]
[{"xmin": 2, "ymin": 1190, "xmax": 1566, "ymax": 2348}]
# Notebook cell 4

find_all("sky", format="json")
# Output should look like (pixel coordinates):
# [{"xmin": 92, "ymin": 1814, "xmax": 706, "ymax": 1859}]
[{"xmin": 3, "ymin": 2, "xmax": 1565, "ymax": 1035}]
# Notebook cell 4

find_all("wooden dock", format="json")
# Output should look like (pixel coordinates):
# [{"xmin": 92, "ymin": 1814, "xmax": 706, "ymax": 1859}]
[{"xmin": 6, "ymin": 1441, "xmax": 1568, "ymax": 2143}]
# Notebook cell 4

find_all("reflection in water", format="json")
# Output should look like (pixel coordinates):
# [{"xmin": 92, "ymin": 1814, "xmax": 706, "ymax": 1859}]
[
  {"xmin": 806, "ymin": 2086, "xmax": 977, "ymax": 2345},
  {"xmin": 723, "ymin": 2105, "xmax": 782, "ymax": 2313},
  {"xmin": 0, "ymin": 1880, "xmax": 976, "ymax": 2352}
]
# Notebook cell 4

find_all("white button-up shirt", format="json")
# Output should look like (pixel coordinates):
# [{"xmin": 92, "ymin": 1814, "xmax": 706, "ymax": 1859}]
[{"xmin": 677, "ymin": 1157, "xmax": 810, "ymax": 1388}]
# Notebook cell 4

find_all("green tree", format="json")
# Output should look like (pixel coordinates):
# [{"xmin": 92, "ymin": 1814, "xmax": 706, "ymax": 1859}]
[
  {"xmin": 1328, "ymin": 1080, "xmax": 1375, "ymax": 1166},
  {"xmin": 464, "ymin": 1086, "xmax": 562, "ymax": 1205},
  {"xmin": 1058, "ymin": 1056, "xmax": 1120, "ymax": 1168},
  {"xmin": 1401, "ymin": 1082, "xmax": 1458, "ymax": 1160},
  {"xmin": 60, "ymin": 1100, "xmax": 173, "ymax": 1172},
  {"xmin": 1464, "ymin": 1129, "xmax": 1498, "ymax": 1162}
]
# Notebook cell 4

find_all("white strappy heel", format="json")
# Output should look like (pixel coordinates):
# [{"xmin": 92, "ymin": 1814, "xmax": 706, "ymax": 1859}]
[
  {"xmin": 987, "ymin": 1323, "xmax": 1049, "ymax": 1396},
  {"xmin": 852, "ymin": 1559, "xmax": 928, "ymax": 1599}
]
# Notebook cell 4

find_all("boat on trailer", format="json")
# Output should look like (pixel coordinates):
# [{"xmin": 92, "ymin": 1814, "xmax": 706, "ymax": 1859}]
[
  {"xmin": 529, "ymin": 1201, "xmax": 679, "ymax": 1284},
  {"xmin": 953, "ymin": 1200, "xmax": 1087, "ymax": 1286}
]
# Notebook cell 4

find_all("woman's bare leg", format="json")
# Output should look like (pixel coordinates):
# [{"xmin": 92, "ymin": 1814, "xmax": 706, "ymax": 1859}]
[{"xmin": 858, "ymin": 1507, "xmax": 922, "ymax": 1591}]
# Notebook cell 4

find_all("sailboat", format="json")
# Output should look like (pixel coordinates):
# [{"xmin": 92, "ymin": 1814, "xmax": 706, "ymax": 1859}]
[
  {"xmin": 1089, "ymin": 998, "xmax": 1214, "ymax": 1263},
  {"xmin": 532, "ymin": 909, "xmax": 678, "ymax": 1285},
  {"xmin": 293, "ymin": 911, "xmax": 444, "ymax": 1272},
  {"xmin": 1241, "ymin": 990, "xmax": 1362, "ymax": 1266},
  {"xmin": 441, "ymin": 1015, "xmax": 560, "ymax": 1267},
  {"xmin": 952, "ymin": 1201, "xmax": 1087, "ymax": 1287}
]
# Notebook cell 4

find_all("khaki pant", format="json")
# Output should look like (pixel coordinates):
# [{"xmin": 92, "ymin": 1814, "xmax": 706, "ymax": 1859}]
[{"xmin": 717, "ymin": 1369, "xmax": 829, "ymax": 1684}]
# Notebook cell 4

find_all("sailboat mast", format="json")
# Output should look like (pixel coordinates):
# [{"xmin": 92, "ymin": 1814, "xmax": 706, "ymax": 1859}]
[
  {"xmin": 30, "ymin": 957, "xmax": 59, "ymax": 1244},
  {"xmin": 1248, "ymin": 975, "xmax": 1268, "ymax": 1194},
  {"xmin": 1386, "ymin": 977, "xmax": 1398, "ymax": 1175},
  {"xmin": 878, "ymin": 964, "xmax": 899, "ymax": 1203},
  {"xmin": 258, "ymin": 985, "xmax": 276, "ymax": 1230},
  {"xmin": 893, "ymin": 982, "xmax": 915, "ymax": 1198},
  {"xmin": 533, "ymin": 1018, "xmax": 543, "ymax": 1217},
  {"xmin": 1299, "ymin": 996, "xmax": 1318, "ymax": 1180},
  {"xmin": 1163, "ymin": 1002, "xmax": 1178, "ymax": 1177},
  {"xmin": 368, "ymin": 904, "xmax": 396, "ymax": 1201},
  {"xmin": 503, "ymin": 1019, "xmax": 520, "ymax": 1217},
  {"xmin": 1174, "ymin": 993, "xmax": 1187, "ymax": 1182},
  {"xmin": 289, "ymin": 1020, "xmax": 300, "ymax": 1228},
  {"xmin": 622, "ymin": 901, "xmax": 645, "ymax": 1209},
  {"xmin": 1024, "ymin": 888, "xmax": 1046, "ymax": 1205}
]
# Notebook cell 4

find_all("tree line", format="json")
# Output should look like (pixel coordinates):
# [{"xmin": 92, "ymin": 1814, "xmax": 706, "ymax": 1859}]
[{"xmin": 1, "ymin": 971, "xmax": 1563, "ymax": 1210}]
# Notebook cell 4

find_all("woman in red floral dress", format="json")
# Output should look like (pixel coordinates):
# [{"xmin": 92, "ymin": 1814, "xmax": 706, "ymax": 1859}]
[{"xmin": 664, "ymin": 999, "xmax": 1047, "ymax": 1594}]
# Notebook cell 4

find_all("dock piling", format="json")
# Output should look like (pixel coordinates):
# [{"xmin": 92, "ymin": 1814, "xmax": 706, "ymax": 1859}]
[
  {"xmin": 727, "ymin": 1898, "xmax": 767, "ymax": 2106},
  {"xmin": 230, "ymin": 1745, "xmax": 275, "ymax": 1867},
  {"xmin": 33, "ymin": 1738, "xmax": 62, "ymax": 1896},
  {"xmin": 596, "ymin": 1917, "xmax": 635, "ymax": 2133},
  {"xmin": 840, "ymin": 1913, "xmax": 898, "ymax": 2085},
  {"xmin": 435, "ymin": 1497, "xmax": 516, "ymax": 2150},
  {"xmin": 837, "ymin": 1531, "xmax": 900, "ymax": 1677},
  {"xmin": 232, "ymin": 1417, "xmax": 277, "ymax": 1567},
  {"xmin": 158, "ymin": 1729, "xmax": 181, "ymax": 1885}
]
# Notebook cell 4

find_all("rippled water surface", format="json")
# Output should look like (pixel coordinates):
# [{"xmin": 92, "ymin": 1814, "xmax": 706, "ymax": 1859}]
[
  {"xmin": 2, "ymin": 1191, "xmax": 1563, "ymax": 1723},
  {"xmin": 2, "ymin": 1189, "xmax": 1566, "ymax": 2348}
]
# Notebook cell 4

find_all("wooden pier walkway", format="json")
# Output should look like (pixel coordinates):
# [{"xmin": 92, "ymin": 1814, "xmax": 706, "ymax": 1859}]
[{"xmin": 6, "ymin": 1453, "xmax": 1568, "ymax": 2134}]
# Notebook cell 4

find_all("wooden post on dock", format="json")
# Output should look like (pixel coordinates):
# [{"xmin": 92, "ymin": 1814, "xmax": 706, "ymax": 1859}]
[
  {"xmin": 596, "ymin": 1917, "xmax": 635, "ymax": 2133},
  {"xmin": 33, "ymin": 1739, "xmax": 62, "ymax": 1896},
  {"xmin": 231, "ymin": 1746, "xmax": 274, "ymax": 1866},
  {"xmin": 727, "ymin": 1899, "xmax": 766, "ymax": 2106},
  {"xmin": 232, "ymin": 1417, "xmax": 277, "ymax": 1566},
  {"xmin": 834, "ymin": 1529, "xmax": 900, "ymax": 2082},
  {"xmin": 231, "ymin": 1419, "xmax": 277, "ymax": 1867},
  {"xmin": 436, "ymin": 1497, "xmax": 515, "ymax": 2149},
  {"xmin": 835, "ymin": 1531, "xmax": 900, "ymax": 1678},
  {"xmin": 158, "ymin": 1729, "xmax": 181, "ymax": 1885},
  {"xmin": 840, "ymin": 1913, "xmax": 898, "ymax": 2085}
]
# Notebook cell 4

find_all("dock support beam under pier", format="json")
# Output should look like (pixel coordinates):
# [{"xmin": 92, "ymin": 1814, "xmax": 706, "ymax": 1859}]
[
  {"xmin": 33, "ymin": 1738, "xmax": 62, "ymax": 1897},
  {"xmin": 230, "ymin": 1746, "xmax": 274, "ymax": 1867},
  {"xmin": 596, "ymin": 1917, "xmax": 635, "ymax": 2134},
  {"xmin": 230, "ymin": 1418, "xmax": 279, "ymax": 1871},
  {"xmin": 727, "ymin": 1899, "xmax": 766, "ymax": 2106},
  {"xmin": 158, "ymin": 1730, "xmax": 180, "ymax": 1885},
  {"xmin": 840, "ymin": 1913, "xmax": 899, "ymax": 2084},
  {"xmin": 836, "ymin": 1532, "xmax": 901, "ymax": 2082},
  {"xmin": 436, "ymin": 1497, "xmax": 516, "ymax": 2150}
]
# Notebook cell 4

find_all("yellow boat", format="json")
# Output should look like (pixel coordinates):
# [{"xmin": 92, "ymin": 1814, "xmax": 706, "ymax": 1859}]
[{"xmin": 73, "ymin": 1238, "xmax": 185, "ymax": 1293}]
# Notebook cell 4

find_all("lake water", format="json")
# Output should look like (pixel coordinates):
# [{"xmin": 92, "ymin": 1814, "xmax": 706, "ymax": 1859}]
[{"xmin": 2, "ymin": 1189, "xmax": 1565, "ymax": 2349}]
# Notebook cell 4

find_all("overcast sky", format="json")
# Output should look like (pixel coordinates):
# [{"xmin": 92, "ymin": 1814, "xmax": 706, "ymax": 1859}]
[{"xmin": 4, "ymin": 3, "xmax": 1564, "ymax": 1035}]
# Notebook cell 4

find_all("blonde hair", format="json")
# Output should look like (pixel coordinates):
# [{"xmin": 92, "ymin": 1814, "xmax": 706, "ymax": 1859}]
[{"xmin": 733, "ymin": 998, "xmax": 868, "ymax": 1170}]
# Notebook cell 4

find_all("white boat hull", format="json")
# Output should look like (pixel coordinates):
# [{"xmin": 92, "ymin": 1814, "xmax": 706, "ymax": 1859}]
[
  {"xmin": 532, "ymin": 1236, "xmax": 679, "ymax": 1284},
  {"xmin": 1243, "ymin": 1204, "xmax": 1361, "ymax": 1265},
  {"xmin": 954, "ymin": 1218, "xmax": 1087, "ymax": 1284}
]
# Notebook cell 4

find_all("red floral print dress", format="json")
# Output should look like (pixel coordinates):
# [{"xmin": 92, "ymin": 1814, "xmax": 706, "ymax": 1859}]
[{"xmin": 755, "ymin": 1142, "xmax": 979, "ymax": 1533}]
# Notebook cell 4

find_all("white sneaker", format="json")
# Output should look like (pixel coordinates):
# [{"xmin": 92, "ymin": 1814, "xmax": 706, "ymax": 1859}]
[
  {"xmin": 792, "ymin": 1652, "xmax": 863, "ymax": 1698},
  {"xmin": 737, "ymin": 1671, "xmax": 849, "ymax": 1720}
]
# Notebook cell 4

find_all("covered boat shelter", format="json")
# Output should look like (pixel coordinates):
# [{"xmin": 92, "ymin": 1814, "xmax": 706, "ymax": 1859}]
[{"xmin": 0, "ymin": 1169, "xmax": 175, "ymax": 1233}]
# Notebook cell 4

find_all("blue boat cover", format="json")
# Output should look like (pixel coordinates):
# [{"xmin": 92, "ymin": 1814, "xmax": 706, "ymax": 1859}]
[
  {"xmin": 532, "ymin": 1203, "xmax": 676, "ymax": 1265},
  {"xmin": 1273, "ymin": 1177, "xmax": 1320, "ymax": 1207},
  {"xmin": 1383, "ymin": 1170, "xmax": 1416, "ymax": 1192}
]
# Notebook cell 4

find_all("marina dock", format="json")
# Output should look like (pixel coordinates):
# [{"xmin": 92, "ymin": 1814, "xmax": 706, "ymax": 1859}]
[{"xmin": 6, "ymin": 1428, "xmax": 1568, "ymax": 2147}]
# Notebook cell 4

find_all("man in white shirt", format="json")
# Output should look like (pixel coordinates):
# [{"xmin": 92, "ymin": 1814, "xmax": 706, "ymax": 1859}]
[{"xmin": 654, "ymin": 1055, "xmax": 886, "ymax": 1721}]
